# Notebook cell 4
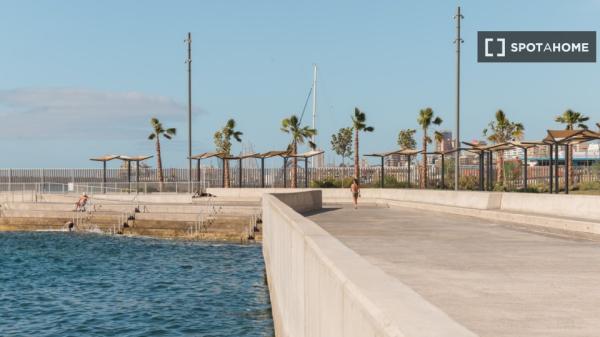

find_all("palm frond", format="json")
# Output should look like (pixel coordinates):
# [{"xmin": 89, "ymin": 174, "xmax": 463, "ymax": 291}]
[
  {"xmin": 226, "ymin": 119, "xmax": 236, "ymax": 129},
  {"xmin": 148, "ymin": 133, "xmax": 156, "ymax": 140}
]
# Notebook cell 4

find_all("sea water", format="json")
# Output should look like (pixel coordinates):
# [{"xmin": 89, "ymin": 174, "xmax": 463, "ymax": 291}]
[{"xmin": 0, "ymin": 232, "xmax": 274, "ymax": 336}]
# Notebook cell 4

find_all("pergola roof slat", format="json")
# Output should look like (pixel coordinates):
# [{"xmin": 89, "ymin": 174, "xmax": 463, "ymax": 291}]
[
  {"xmin": 287, "ymin": 150, "xmax": 325, "ymax": 158},
  {"xmin": 90, "ymin": 155, "xmax": 152, "ymax": 162},
  {"xmin": 543, "ymin": 129, "xmax": 600, "ymax": 144},
  {"xmin": 365, "ymin": 149, "xmax": 421, "ymax": 157},
  {"xmin": 90, "ymin": 155, "xmax": 120, "ymax": 162}
]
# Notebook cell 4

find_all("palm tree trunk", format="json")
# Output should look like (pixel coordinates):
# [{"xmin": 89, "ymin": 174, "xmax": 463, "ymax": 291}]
[
  {"xmin": 497, "ymin": 150, "xmax": 504, "ymax": 185},
  {"xmin": 224, "ymin": 159, "xmax": 230, "ymax": 188},
  {"xmin": 421, "ymin": 132, "xmax": 427, "ymax": 188},
  {"xmin": 155, "ymin": 137, "xmax": 164, "ymax": 190},
  {"xmin": 354, "ymin": 129, "xmax": 359, "ymax": 182},
  {"xmin": 291, "ymin": 142, "xmax": 297, "ymax": 188},
  {"xmin": 568, "ymin": 144, "xmax": 574, "ymax": 188}
]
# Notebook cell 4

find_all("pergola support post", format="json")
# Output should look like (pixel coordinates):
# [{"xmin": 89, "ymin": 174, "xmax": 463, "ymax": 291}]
[
  {"xmin": 136, "ymin": 161, "xmax": 140, "ymax": 194},
  {"xmin": 523, "ymin": 148, "xmax": 528, "ymax": 191},
  {"xmin": 487, "ymin": 151, "xmax": 493, "ymax": 191},
  {"xmin": 478, "ymin": 152, "xmax": 484, "ymax": 191},
  {"xmin": 380, "ymin": 156, "xmax": 385, "ymax": 189},
  {"xmin": 407, "ymin": 155, "xmax": 411, "ymax": 188},
  {"xmin": 294, "ymin": 159, "xmax": 298, "ymax": 188},
  {"xmin": 102, "ymin": 161, "xmax": 107, "ymax": 194},
  {"xmin": 554, "ymin": 144, "xmax": 559, "ymax": 194},
  {"xmin": 305, "ymin": 158, "xmax": 309, "ymax": 188},
  {"xmin": 196, "ymin": 159, "xmax": 201, "ymax": 189},
  {"xmin": 549, "ymin": 144, "xmax": 553, "ymax": 193},
  {"xmin": 564, "ymin": 144, "xmax": 569, "ymax": 194},
  {"xmin": 261, "ymin": 158, "xmax": 265, "ymax": 188},
  {"xmin": 222, "ymin": 159, "xmax": 226, "ymax": 188},
  {"xmin": 283, "ymin": 157, "xmax": 287, "ymax": 188},
  {"xmin": 441, "ymin": 154, "xmax": 445, "ymax": 189},
  {"xmin": 127, "ymin": 161, "xmax": 131, "ymax": 194},
  {"xmin": 239, "ymin": 158, "xmax": 242, "ymax": 188}
]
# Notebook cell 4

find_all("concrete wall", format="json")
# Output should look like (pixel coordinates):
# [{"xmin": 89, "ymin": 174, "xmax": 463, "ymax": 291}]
[
  {"xmin": 21, "ymin": 187, "xmax": 600, "ymax": 222},
  {"xmin": 500, "ymin": 192, "xmax": 600, "ymax": 221},
  {"xmin": 272, "ymin": 190, "xmax": 322, "ymax": 213},
  {"xmin": 320, "ymin": 188, "xmax": 503, "ymax": 210},
  {"xmin": 206, "ymin": 188, "xmax": 312, "ymax": 201},
  {"xmin": 262, "ymin": 190, "xmax": 476, "ymax": 337}
]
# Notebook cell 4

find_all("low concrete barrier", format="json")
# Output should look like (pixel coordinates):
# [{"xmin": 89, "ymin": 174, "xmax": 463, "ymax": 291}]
[
  {"xmin": 262, "ymin": 190, "xmax": 476, "ymax": 337},
  {"xmin": 500, "ymin": 192, "xmax": 600, "ymax": 221},
  {"xmin": 321, "ymin": 189, "xmax": 503, "ymax": 210},
  {"xmin": 206, "ymin": 188, "xmax": 308, "ymax": 201}
]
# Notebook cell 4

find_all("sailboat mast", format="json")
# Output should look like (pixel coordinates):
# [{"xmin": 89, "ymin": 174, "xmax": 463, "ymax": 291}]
[{"xmin": 312, "ymin": 64, "xmax": 317, "ymax": 144}]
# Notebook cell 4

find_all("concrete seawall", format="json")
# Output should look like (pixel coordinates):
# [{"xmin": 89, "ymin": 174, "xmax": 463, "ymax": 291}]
[
  {"xmin": 262, "ymin": 190, "xmax": 476, "ymax": 337},
  {"xmin": 211, "ymin": 187, "xmax": 599, "ymax": 236},
  {"xmin": 0, "ymin": 194, "xmax": 261, "ymax": 241}
]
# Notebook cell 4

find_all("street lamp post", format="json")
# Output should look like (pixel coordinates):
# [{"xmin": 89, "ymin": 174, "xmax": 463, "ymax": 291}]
[
  {"xmin": 453, "ymin": 6, "xmax": 464, "ymax": 191},
  {"xmin": 185, "ymin": 32, "xmax": 193, "ymax": 193}
]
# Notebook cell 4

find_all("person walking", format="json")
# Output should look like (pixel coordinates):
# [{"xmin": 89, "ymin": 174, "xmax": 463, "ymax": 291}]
[{"xmin": 350, "ymin": 178, "xmax": 360, "ymax": 209}]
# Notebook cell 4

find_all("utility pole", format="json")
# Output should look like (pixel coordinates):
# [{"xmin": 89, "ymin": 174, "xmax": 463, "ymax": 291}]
[
  {"xmin": 312, "ymin": 64, "xmax": 318, "ymax": 168},
  {"xmin": 453, "ymin": 6, "xmax": 463, "ymax": 191},
  {"xmin": 185, "ymin": 32, "xmax": 192, "ymax": 192}
]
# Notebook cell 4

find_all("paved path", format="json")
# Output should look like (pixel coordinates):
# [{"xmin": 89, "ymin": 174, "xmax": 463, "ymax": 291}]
[{"xmin": 306, "ymin": 204, "xmax": 600, "ymax": 337}]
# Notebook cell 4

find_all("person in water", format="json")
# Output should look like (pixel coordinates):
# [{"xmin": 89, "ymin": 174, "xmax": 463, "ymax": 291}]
[{"xmin": 350, "ymin": 178, "xmax": 360, "ymax": 209}]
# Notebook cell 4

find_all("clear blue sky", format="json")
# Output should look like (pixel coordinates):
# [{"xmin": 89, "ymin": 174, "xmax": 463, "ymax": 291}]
[{"xmin": 1, "ymin": 0, "xmax": 599, "ymax": 168}]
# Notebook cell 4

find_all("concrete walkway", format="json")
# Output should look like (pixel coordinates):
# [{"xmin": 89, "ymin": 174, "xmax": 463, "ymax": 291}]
[{"xmin": 307, "ymin": 204, "xmax": 600, "ymax": 337}]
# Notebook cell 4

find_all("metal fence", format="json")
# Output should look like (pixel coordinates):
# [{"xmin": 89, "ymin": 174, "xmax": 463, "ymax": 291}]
[{"xmin": 0, "ymin": 165, "xmax": 597, "ymax": 193}]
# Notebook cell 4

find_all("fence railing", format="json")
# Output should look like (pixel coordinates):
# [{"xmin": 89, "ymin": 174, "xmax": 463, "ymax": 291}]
[{"xmin": 0, "ymin": 165, "xmax": 598, "ymax": 193}]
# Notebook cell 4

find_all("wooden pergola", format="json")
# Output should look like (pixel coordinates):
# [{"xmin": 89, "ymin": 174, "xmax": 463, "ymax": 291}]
[
  {"xmin": 90, "ymin": 155, "xmax": 153, "ymax": 193},
  {"xmin": 288, "ymin": 150, "xmax": 325, "ymax": 188},
  {"xmin": 191, "ymin": 149, "xmax": 325, "ymax": 188},
  {"xmin": 256, "ymin": 150, "xmax": 291, "ymax": 188},
  {"xmin": 462, "ymin": 141, "xmax": 544, "ymax": 191},
  {"xmin": 189, "ymin": 151, "xmax": 223, "ymax": 188},
  {"xmin": 543, "ymin": 129, "xmax": 600, "ymax": 194},
  {"xmin": 364, "ymin": 149, "xmax": 421, "ymax": 188},
  {"xmin": 189, "ymin": 152, "xmax": 259, "ymax": 188}
]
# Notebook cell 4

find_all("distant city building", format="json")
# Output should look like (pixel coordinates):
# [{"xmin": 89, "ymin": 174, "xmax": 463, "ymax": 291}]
[
  {"xmin": 436, "ymin": 131, "xmax": 454, "ymax": 152},
  {"xmin": 503, "ymin": 147, "xmax": 524, "ymax": 160},
  {"xmin": 313, "ymin": 148, "xmax": 325, "ymax": 167},
  {"xmin": 385, "ymin": 154, "xmax": 403, "ymax": 167}
]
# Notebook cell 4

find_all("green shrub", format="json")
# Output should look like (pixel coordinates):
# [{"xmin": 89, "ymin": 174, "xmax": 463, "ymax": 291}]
[
  {"xmin": 370, "ymin": 175, "xmax": 412, "ymax": 188},
  {"xmin": 310, "ymin": 177, "xmax": 353, "ymax": 188},
  {"xmin": 459, "ymin": 175, "xmax": 479, "ymax": 190},
  {"xmin": 578, "ymin": 181, "xmax": 600, "ymax": 191}
]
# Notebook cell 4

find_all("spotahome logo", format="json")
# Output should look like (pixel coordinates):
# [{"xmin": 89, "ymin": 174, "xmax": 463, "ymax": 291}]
[{"xmin": 478, "ymin": 31, "xmax": 596, "ymax": 62}]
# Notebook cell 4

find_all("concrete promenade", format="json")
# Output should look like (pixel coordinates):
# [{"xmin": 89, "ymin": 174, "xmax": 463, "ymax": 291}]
[{"xmin": 307, "ymin": 204, "xmax": 600, "ymax": 337}]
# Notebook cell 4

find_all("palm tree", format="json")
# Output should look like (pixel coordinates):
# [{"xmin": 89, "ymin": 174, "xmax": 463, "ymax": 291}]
[
  {"xmin": 397, "ymin": 129, "xmax": 416, "ymax": 150},
  {"xmin": 351, "ymin": 107, "xmax": 374, "ymax": 182},
  {"xmin": 555, "ymin": 109, "xmax": 589, "ymax": 187},
  {"xmin": 483, "ymin": 110, "xmax": 524, "ymax": 185},
  {"xmin": 417, "ymin": 108, "xmax": 442, "ymax": 188},
  {"xmin": 148, "ymin": 117, "xmax": 176, "ymax": 184},
  {"xmin": 214, "ymin": 119, "xmax": 243, "ymax": 188},
  {"xmin": 434, "ymin": 131, "xmax": 444, "ymax": 150},
  {"xmin": 281, "ymin": 115, "xmax": 316, "ymax": 188}
]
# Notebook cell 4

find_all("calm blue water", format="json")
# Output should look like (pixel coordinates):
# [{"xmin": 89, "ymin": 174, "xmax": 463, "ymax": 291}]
[{"xmin": 0, "ymin": 232, "xmax": 274, "ymax": 337}]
